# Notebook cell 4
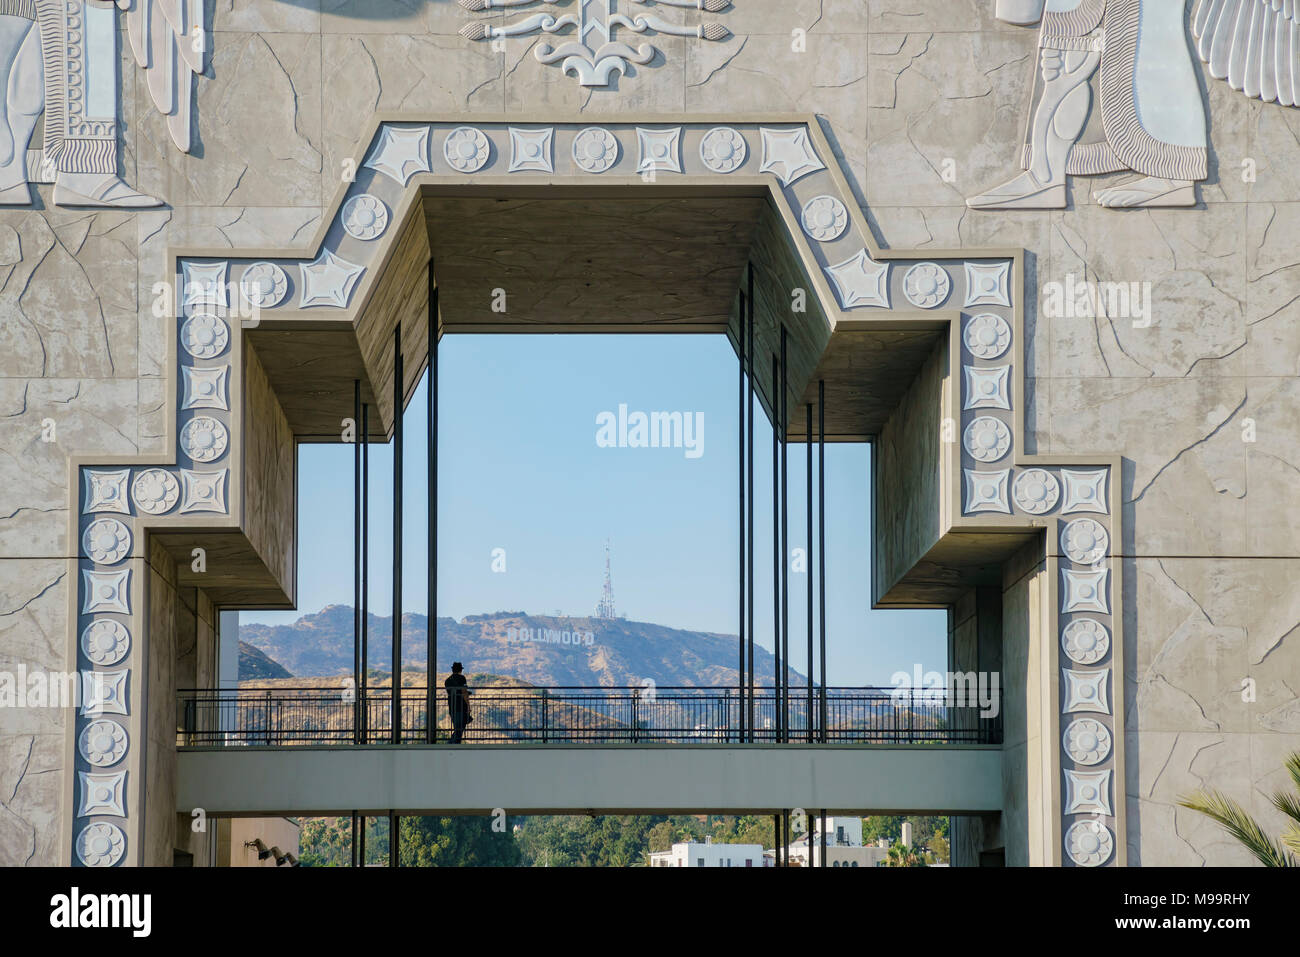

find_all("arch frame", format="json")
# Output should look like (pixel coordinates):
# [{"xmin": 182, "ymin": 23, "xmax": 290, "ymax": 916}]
[{"xmin": 60, "ymin": 113, "xmax": 1124, "ymax": 868}]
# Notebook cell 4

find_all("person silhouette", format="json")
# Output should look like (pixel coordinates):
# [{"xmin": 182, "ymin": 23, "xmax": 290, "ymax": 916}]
[{"xmin": 445, "ymin": 662, "xmax": 470, "ymax": 744}]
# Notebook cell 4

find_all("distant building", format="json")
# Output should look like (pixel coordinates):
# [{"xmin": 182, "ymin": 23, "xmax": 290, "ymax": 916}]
[
  {"xmin": 648, "ymin": 835, "xmax": 763, "ymax": 868},
  {"xmin": 783, "ymin": 817, "xmax": 890, "ymax": 868}
]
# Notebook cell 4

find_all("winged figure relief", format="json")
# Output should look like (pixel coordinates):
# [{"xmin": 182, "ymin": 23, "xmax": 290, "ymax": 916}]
[
  {"xmin": 969, "ymin": 0, "xmax": 1299, "ymax": 210},
  {"xmin": 0, "ymin": 0, "xmax": 204, "ymax": 207}
]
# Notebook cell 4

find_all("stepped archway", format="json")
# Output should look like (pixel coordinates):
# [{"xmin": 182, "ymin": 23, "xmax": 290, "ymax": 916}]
[{"xmin": 64, "ymin": 115, "xmax": 1123, "ymax": 868}]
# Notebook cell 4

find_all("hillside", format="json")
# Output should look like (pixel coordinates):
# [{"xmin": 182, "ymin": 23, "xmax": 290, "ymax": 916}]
[
  {"xmin": 238, "ymin": 640, "xmax": 293, "ymax": 679},
  {"xmin": 239, "ymin": 605, "xmax": 804, "ymax": 687}
]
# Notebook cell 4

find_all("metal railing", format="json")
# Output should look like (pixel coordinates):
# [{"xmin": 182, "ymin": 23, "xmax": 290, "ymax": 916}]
[{"xmin": 177, "ymin": 685, "xmax": 1002, "ymax": 748}]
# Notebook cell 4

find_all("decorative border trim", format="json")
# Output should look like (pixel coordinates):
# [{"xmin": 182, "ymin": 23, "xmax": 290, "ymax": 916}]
[{"xmin": 59, "ymin": 114, "xmax": 1124, "ymax": 868}]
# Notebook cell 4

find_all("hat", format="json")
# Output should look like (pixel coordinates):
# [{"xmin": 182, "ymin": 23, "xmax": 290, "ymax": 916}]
[{"xmin": 451, "ymin": 661, "xmax": 463, "ymax": 672}]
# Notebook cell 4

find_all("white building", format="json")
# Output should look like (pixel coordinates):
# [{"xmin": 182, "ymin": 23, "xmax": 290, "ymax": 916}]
[
  {"xmin": 783, "ymin": 817, "xmax": 889, "ymax": 868},
  {"xmin": 649, "ymin": 836, "xmax": 764, "ymax": 868}
]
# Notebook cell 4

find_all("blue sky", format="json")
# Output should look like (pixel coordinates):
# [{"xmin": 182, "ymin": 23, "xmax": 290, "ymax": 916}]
[{"xmin": 244, "ymin": 334, "xmax": 947, "ymax": 685}]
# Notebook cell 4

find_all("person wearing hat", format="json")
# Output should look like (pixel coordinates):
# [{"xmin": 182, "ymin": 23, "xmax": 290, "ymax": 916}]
[{"xmin": 444, "ymin": 662, "xmax": 471, "ymax": 744}]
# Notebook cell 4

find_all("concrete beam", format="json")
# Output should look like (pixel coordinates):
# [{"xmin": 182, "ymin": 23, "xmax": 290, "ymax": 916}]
[{"xmin": 177, "ymin": 744, "xmax": 1002, "ymax": 817}]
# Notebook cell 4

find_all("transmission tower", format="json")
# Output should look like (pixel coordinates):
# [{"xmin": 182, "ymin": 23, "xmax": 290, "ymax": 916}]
[{"xmin": 595, "ymin": 538, "xmax": 617, "ymax": 619}]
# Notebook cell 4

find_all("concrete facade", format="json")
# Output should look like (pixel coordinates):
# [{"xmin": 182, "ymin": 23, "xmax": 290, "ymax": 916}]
[{"xmin": 0, "ymin": 0, "xmax": 1296, "ymax": 867}]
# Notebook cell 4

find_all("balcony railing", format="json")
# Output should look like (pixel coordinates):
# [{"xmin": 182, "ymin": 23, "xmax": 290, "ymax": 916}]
[{"xmin": 176, "ymin": 685, "xmax": 1002, "ymax": 748}]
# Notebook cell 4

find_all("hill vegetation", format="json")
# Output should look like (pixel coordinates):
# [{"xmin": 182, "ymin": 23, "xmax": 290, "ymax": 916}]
[{"xmin": 240, "ymin": 605, "xmax": 805, "ymax": 687}]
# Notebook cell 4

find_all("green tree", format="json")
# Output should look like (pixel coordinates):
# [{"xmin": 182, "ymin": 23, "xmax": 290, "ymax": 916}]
[
  {"xmin": 885, "ymin": 842, "xmax": 925, "ymax": 867},
  {"xmin": 1178, "ymin": 752, "xmax": 1300, "ymax": 867},
  {"xmin": 928, "ymin": 833, "xmax": 950, "ymax": 864},
  {"xmin": 399, "ymin": 816, "xmax": 522, "ymax": 867},
  {"xmin": 861, "ymin": 815, "xmax": 947, "ymax": 849}
]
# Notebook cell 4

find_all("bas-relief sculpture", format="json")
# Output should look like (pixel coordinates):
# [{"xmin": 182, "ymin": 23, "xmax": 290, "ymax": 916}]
[
  {"xmin": 0, "ymin": 0, "xmax": 202, "ymax": 206},
  {"xmin": 457, "ymin": 0, "xmax": 731, "ymax": 88},
  {"xmin": 3, "ymin": 0, "xmax": 1281, "ymax": 868},
  {"xmin": 969, "ymin": 0, "xmax": 1300, "ymax": 209}
]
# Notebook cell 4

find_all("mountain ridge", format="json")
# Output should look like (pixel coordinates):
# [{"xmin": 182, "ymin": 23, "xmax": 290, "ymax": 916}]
[{"xmin": 239, "ymin": 604, "xmax": 805, "ymax": 687}]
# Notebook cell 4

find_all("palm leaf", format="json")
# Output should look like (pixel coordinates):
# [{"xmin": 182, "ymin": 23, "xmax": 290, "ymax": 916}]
[
  {"xmin": 1285, "ymin": 753, "xmax": 1300, "ymax": 795},
  {"xmin": 1281, "ymin": 822, "xmax": 1300, "ymax": 856},
  {"xmin": 1177, "ymin": 789, "xmax": 1295, "ymax": 867},
  {"xmin": 1273, "ymin": 789, "xmax": 1300, "ymax": 827},
  {"xmin": 1274, "ymin": 753, "xmax": 1300, "ymax": 853}
]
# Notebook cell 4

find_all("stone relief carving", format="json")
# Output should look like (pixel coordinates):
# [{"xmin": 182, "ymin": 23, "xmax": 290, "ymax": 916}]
[
  {"xmin": 0, "ymin": 0, "xmax": 204, "ymax": 207},
  {"xmin": 75, "ymin": 822, "xmax": 126, "ymax": 867},
  {"xmin": 963, "ymin": 416, "xmax": 1012, "ymax": 463},
  {"xmin": 699, "ymin": 126, "xmax": 746, "ymax": 172},
  {"xmin": 444, "ymin": 126, "xmax": 491, "ymax": 173},
  {"xmin": 1012, "ymin": 467, "xmax": 1059, "ymax": 513},
  {"xmin": 82, "ymin": 518, "xmax": 131, "ymax": 564},
  {"xmin": 1194, "ymin": 0, "xmax": 1300, "ymax": 108},
  {"xmin": 1064, "ymin": 768, "xmax": 1112, "ymax": 815},
  {"xmin": 964, "ymin": 468, "xmax": 1012, "ymax": 514},
  {"xmin": 970, "ymin": 0, "xmax": 1298, "ymax": 210},
  {"xmin": 182, "ymin": 366, "xmax": 230, "ymax": 412},
  {"xmin": 182, "ymin": 262, "xmax": 229, "ymax": 309},
  {"xmin": 240, "ymin": 263, "xmax": 289, "ymax": 309},
  {"xmin": 963, "ymin": 313, "xmax": 1012, "ymax": 360},
  {"xmin": 800, "ymin": 195, "xmax": 849, "ymax": 242},
  {"xmin": 1063, "ymin": 667, "xmax": 1110, "ymax": 714},
  {"xmin": 341, "ymin": 195, "xmax": 390, "ymax": 241},
  {"xmin": 963, "ymin": 364, "xmax": 1012, "ymax": 411},
  {"xmin": 1061, "ymin": 567, "xmax": 1110, "ymax": 614},
  {"xmin": 80, "ymin": 668, "xmax": 128, "ymax": 716},
  {"xmin": 1061, "ymin": 517, "xmax": 1109, "ymax": 564},
  {"xmin": 902, "ymin": 262, "xmax": 951, "ymax": 309},
  {"xmin": 178, "ymin": 468, "xmax": 227, "ymax": 514},
  {"xmin": 1064, "ymin": 819, "xmax": 1114, "ymax": 867},
  {"xmin": 131, "ymin": 468, "xmax": 179, "ymax": 515},
  {"xmin": 508, "ymin": 127, "xmax": 555, "ymax": 173},
  {"xmin": 1061, "ymin": 468, "xmax": 1108, "ymax": 513},
  {"xmin": 365, "ymin": 125, "xmax": 432, "ymax": 185},
  {"xmin": 573, "ymin": 127, "xmax": 620, "ymax": 173},
  {"xmin": 825, "ymin": 249, "xmax": 890, "ymax": 310},
  {"xmin": 77, "ymin": 769, "xmax": 127, "ymax": 817},
  {"xmin": 80, "ymin": 619, "xmax": 129, "ymax": 667},
  {"xmin": 83, "ymin": 469, "xmax": 130, "ymax": 514},
  {"xmin": 963, "ymin": 261, "xmax": 1012, "ymax": 308},
  {"xmin": 81, "ymin": 568, "xmax": 130, "ymax": 615},
  {"xmin": 299, "ymin": 250, "xmax": 364, "ymax": 309},
  {"xmin": 78, "ymin": 718, "xmax": 128, "ymax": 768},
  {"xmin": 180, "ymin": 416, "xmax": 229, "ymax": 464},
  {"xmin": 1062, "ymin": 617, "xmax": 1111, "ymax": 664},
  {"xmin": 1063, "ymin": 717, "xmax": 1112, "ymax": 765},
  {"xmin": 636, "ymin": 127, "xmax": 682, "ymax": 173},
  {"xmin": 457, "ymin": 0, "xmax": 731, "ymax": 88},
  {"xmin": 758, "ymin": 127, "xmax": 824, "ymax": 186}
]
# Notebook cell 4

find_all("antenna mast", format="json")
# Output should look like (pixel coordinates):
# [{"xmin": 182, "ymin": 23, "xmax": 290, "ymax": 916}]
[{"xmin": 596, "ymin": 538, "xmax": 617, "ymax": 619}]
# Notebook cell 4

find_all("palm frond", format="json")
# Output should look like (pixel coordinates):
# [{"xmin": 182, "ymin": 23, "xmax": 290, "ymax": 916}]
[
  {"xmin": 1285, "ymin": 753, "xmax": 1300, "ymax": 795},
  {"xmin": 1177, "ymin": 789, "xmax": 1295, "ymax": 867},
  {"xmin": 1273, "ymin": 789, "xmax": 1300, "ymax": 827},
  {"xmin": 1281, "ymin": 822, "xmax": 1300, "ymax": 856}
]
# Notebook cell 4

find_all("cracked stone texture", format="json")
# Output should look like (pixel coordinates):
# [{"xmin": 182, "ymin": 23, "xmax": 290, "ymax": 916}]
[
  {"xmin": 1123, "ymin": 558, "xmax": 1300, "ymax": 865},
  {"xmin": 1, "ymin": 0, "xmax": 1298, "ymax": 867},
  {"xmin": 0, "ymin": 379, "xmax": 139, "ymax": 559},
  {"xmin": 0, "ymin": 560, "xmax": 70, "ymax": 866},
  {"xmin": 136, "ymin": 32, "xmax": 324, "ymax": 208},
  {"xmin": 134, "ymin": 207, "xmax": 324, "ymax": 381}
]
